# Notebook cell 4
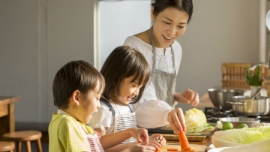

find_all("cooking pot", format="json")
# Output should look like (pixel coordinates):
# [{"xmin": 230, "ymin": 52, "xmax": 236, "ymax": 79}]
[
  {"xmin": 228, "ymin": 96, "xmax": 270, "ymax": 115},
  {"xmin": 208, "ymin": 88, "xmax": 245, "ymax": 111}
]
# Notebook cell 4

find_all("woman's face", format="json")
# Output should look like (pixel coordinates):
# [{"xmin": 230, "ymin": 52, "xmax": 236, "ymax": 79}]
[{"xmin": 151, "ymin": 7, "xmax": 189, "ymax": 48}]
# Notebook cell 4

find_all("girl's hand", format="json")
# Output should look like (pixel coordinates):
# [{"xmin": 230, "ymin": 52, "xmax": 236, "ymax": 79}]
[
  {"xmin": 128, "ymin": 128, "xmax": 149, "ymax": 145},
  {"xmin": 149, "ymin": 134, "xmax": 166, "ymax": 148},
  {"xmin": 167, "ymin": 108, "xmax": 186, "ymax": 134},
  {"xmin": 174, "ymin": 89, "xmax": 199, "ymax": 106},
  {"xmin": 127, "ymin": 144, "xmax": 156, "ymax": 152}
]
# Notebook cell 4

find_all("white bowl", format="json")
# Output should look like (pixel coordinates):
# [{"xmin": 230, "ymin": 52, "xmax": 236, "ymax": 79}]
[{"xmin": 212, "ymin": 127, "xmax": 270, "ymax": 148}]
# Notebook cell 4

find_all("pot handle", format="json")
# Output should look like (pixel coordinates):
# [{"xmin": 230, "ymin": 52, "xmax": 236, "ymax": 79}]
[{"xmin": 226, "ymin": 101, "xmax": 243, "ymax": 105}]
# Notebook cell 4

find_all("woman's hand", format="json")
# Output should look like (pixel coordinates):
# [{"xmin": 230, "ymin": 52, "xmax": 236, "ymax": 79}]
[
  {"xmin": 174, "ymin": 89, "xmax": 199, "ymax": 106},
  {"xmin": 128, "ymin": 128, "xmax": 149, "ymax": 145},
  {"xmin": 167, "ymin": 108, "xmax": 186, "ymax": 134}
]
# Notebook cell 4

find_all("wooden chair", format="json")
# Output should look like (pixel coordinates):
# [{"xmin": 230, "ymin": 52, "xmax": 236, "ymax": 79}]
[
  {"xmin": 221, "ymin": 63, "xmax": 267, "ymax": 89},
  {"xmin": 0, "ymin": 141, "xmax": 15, "ymax": 152},
  {"xmin": 3, "ymin": 130, "xmax": 42, "ymax": 152}
]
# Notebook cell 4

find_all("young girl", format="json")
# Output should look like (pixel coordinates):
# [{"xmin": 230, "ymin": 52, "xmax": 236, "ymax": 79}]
[
  {"xmin": 88, "ymin": 46, "xmax": 166, "ymax": 151},
  {"xmin": 49, "ymin": 60, "xmax": 156, "ymax": 152}
]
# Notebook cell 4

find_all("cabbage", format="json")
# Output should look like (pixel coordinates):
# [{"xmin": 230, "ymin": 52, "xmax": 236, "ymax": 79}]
[
  {"xmin": 212, "ymin": 127, "xmax": 270, "ymax": 148},
  {"xmin": 185, "ymin": 108, "xmax": 211, "ymax": 133},
  {"xmin": 221, "ymin": 138, "xmax": 270, "ymax": 152}
]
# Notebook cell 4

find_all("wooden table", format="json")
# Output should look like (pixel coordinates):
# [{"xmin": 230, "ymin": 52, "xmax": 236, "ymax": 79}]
[{"xmin": 0, "ymin": 96, "xmax": 20, "ymax": 140}]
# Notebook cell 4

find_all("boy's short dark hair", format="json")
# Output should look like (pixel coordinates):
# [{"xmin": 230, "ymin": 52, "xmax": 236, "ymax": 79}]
[
  {"xmin": 53, "ymin": 60, "xmax": 105, "ymax": 109},
  {"xmin": 101, "ymin": 46, "xmax": 150, "ymax": 105}
]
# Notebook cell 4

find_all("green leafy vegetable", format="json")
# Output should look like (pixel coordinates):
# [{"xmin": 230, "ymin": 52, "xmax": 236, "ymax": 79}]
[
  {"xmin": 214, "ymin": 127, "xmax": 270, "ymax": 145},
  {"xmin": 185, "ymin": 108, "xmax": 212, "ymax": 133},
  {"xmin": 245, "ymin": 65, "xmax": 264, "ymax": 86}
]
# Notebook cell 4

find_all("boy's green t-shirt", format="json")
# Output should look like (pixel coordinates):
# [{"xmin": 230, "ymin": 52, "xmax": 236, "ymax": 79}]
[{"xmin": 49, "ymin": 112, "xmax": 94, "ymax": 152}]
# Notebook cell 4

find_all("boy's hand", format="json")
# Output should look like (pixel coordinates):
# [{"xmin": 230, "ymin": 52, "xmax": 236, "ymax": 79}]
[{"xmin": 128, "ymin": 128, "xmax": 149, "ymax": 145}]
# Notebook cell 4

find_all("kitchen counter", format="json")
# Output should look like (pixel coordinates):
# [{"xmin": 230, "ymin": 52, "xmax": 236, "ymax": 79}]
[{"xmin": 165, "ymin": 135, "xmax": 212, "ymax": 146}]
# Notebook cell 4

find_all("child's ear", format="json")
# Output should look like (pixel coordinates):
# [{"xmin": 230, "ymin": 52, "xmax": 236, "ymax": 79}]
[
  {"xmin": 151, "ymin": 6, "xmax": 155, "ymax": 20},
  {"xmin": 71, "ymin": 90, "xmax": 81, "ymax": 105}
]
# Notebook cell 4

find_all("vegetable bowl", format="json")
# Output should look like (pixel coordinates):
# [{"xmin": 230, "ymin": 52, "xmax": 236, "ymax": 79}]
[{"xmin": 212, "ymin": 126, "xmax": 270, "ymax": 148}]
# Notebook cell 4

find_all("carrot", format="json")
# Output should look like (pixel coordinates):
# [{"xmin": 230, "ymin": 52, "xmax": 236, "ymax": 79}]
[
  {"xmin": 167, "ymin": 148, "xmax": 178, "ymax": 151},
  {"xmin": 178, "ymin": 130, "xmax": 194, "ymax": 152}
]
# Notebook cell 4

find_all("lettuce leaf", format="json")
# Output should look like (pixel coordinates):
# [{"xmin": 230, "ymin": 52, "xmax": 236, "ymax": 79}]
[
  {"xmin": 213, "ymin": 127, "xmax": 270, "ymax": 145},
  {"xmin": 185, "ymin": 108, "xmax": 211, "ymax": 133}
]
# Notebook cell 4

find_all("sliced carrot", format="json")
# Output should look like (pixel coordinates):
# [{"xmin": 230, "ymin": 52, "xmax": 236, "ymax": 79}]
[
  {"xmin": 167, "ymin": 148, "xmax": 178, "ymax": 151},
  {"xmin": 178, "ymin": 130, "xmax": 194, "ymax": 152}
]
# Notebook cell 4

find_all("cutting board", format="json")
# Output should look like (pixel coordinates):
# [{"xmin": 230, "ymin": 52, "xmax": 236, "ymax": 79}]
[
  {"xmin": 161, "ymin": 134, "xmax": 206, "ymax": 142},
  {"xmin": 158, "ymin": 144, "xmax": 207, "ymax": 152},
  {"xmin": 160, "ymin": 125, "xmax": 215, "ymax": 136},
  {"xmin": 160, "ymin": 126, "xmax": 215, "ymax": 142}
]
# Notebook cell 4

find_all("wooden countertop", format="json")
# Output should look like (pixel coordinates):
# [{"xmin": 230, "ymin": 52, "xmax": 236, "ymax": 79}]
[{"xmin": 166, "ymin": 136, "xmax": 211, "ymax": 147}]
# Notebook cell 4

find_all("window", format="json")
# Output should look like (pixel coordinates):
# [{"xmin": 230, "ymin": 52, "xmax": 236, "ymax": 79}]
[{"xmin": 97, "ymin": 0, "xmax": 151, "ymax": 69}]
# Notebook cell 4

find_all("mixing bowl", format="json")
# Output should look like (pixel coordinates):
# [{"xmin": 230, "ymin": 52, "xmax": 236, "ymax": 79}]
[{"xmin": 208, "ymin": 88, "xmax": 245, "ymax": 110}]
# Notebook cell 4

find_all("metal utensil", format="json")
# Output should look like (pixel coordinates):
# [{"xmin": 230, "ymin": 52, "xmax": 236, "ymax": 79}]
[
  {"xmin": 251, "ymin": 87, "xmax": 262, "ymax": 99},
  {"xmin": 230, "ymin": 96, "xmax": 269, "ymax": 115},
  {"xmin": 208, "ymin": 88, "xmax": 245, "ymax": 110}
]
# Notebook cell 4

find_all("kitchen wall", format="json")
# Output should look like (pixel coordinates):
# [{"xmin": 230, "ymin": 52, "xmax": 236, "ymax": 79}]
[
  {"xmin": 0, "ymin": 0, "xmax": 96, "ymax": 123},
  {"xmin": 0, "ymin": 0, "xmax": 265, "ymax": 123},
  {"xmin": 176, "ymin": 0, "xmax": 263, "ymax": 110},
  {"xmin": 267, "ymin": 2, "xmax": 270, "ymax": 55}
]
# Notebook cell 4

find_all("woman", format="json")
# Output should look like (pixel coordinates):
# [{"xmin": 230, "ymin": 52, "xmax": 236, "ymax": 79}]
[{"xmin": 123, "ymin": 0, "xmax": 199, "ymax": 134}]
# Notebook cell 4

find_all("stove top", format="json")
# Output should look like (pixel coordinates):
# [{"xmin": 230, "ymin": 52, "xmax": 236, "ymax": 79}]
[{"xmin": 204, "ymin": 107, "xmax": 270, "ymax": 123}]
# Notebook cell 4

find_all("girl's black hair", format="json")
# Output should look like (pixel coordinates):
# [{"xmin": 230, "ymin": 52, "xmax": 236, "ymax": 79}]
[{"xmin": 101, "ymin": 46, "xmax": 151, "ymax": 105}]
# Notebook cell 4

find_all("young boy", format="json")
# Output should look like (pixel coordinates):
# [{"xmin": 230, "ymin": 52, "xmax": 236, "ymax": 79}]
[{"xmin": 49, "ymin": 60, "xmax": 155, "ymax": 152}]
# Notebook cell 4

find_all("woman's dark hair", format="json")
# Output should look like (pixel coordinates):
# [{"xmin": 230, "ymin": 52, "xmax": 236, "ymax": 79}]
[
  {"xmin": 101, "ymin": 46, "xmax": 151, "ymax": 105},
  {"xmin": 53, "ymin": 60, "xmax": 105, "ymax": 109},
  {"xmin": 152, "ymin": 0, "xmax": 193, "ymax": 23}
]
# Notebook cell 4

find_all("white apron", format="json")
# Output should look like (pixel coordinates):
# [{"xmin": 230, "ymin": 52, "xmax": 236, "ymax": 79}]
[
  {"xmin": 84, "ymin": 130, "xmax": 104, "ymax": 152},
  {"xmin": 101, "ymin": 98, "xmax": 137, "ymax": 143},
  {"xmin": 149, "ymin": 27, "xmax": 177, "ymax": 107}
]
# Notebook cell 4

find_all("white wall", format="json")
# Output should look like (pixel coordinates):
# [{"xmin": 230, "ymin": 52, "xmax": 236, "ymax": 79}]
[
  {"xmin": 0, "ymin": 0, "xmax": 96, "ymax": 123},
  {"xmin": 266, "ymin": 2, "xmax": 270, "ymax": 55},
  {"xmin": 47, "ymin": 0, "xmax": 96, "ymax": 120},
  {"xmin": 176, "ymin": 0, "xmax": 261, "ymax": 110},
  {"xmin": 0, "ymin": 0, "xmax": 265, "ymax": 123}
]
